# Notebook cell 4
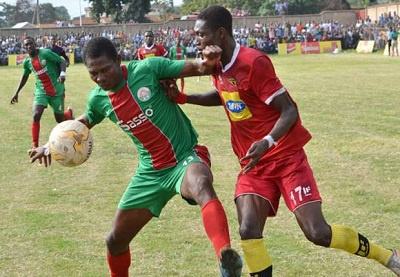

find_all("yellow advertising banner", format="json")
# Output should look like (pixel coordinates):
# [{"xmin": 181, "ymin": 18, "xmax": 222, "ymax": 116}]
[
  {"xmin": 278, "ymin": 41, "xmax": 342, "ymax": 55},
  {"xmin": 356, "ymin": 41, "xmax": 375, "ymax": 53},
  {"xmin": 8, "ymin": 53, "xmax": 75, "ymax": 66}
]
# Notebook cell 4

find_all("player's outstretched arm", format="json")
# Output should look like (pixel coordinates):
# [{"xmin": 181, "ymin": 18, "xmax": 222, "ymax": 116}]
[
  {"xmin": 179, "ymin": 45, "xmax": 222, "ymax": 77},
  {"xmin": 162, "ymin": 79, "xmax": 222, "ymax": 106},
  {"xmin": 10, "ymin": 75, "xmax": 29, "ymax": 104}
]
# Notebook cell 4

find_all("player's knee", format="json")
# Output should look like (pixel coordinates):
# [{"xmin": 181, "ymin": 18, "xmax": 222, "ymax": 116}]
[
  {"xmin": 32, "ymin": 112, "xmax": 41, "ymax": 122},
  {"xmin": 239, "ymin": 221, "xmax": 263, "ymax": 240},
  {"xmin": 105, "ymin": 232, "xmax": 115, "ymax": 250},
  {"xmin": 106, "ymin": 232, "xmax": 128, "ymax": 256},
  {"xmin": 191, "ymin": 175, "xmax": 214, "ymax": 198},
  {"xmin": 303, "ymin": 226, "xmax": 331, "ymax": 247}
]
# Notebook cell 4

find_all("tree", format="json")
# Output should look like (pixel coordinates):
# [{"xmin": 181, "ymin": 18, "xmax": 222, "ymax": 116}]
[
  {"xmin": 89, "ymin": 0, "xmax": 151, "ymax": 23},
  {"xmin": 15, "ymin": 0, "xmax": 35, "ymax": 23},
  {"xmin": 0, "ymin": 2, "xmax": 16, "ymax": 27},
  {"xmin": 153, "ymin": 0, "xmax": 176, "ymax": 21},
  {"xmin": 181, "ymin": 0, "xmax": 351, "ymax": 16},
  {"xmin": 54, "ymin": 6, "xmax": 70, "ymax": 22},
  {"xmin": 37, "ymin": 3, "xmax": 57, "ymax": 24},
  {"xmin": 181, "ymin": 0, "xmax": 224, "ymax": 15}
]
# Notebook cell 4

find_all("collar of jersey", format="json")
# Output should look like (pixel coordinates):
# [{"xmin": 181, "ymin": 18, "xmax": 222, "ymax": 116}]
[
  {"xmin": 145, "ymin": 43, "xmax": 155, "ymax": 49},
  {"xmin": 222, "ymin": 43, "xmax": 240, "ymax": 73},
  {"xmin": 108, "ymin": 78, "xmax": 126, "ymax": 93}
]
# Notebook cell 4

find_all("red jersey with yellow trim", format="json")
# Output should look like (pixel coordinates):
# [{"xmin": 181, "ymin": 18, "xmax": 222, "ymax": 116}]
[
  {"xmin": 137, "ymin": 43, "xmax": 168, "ymax": 60},
  {"xmin": 211, "ymin": 45, "xmax": 311, "ymax": 166}
]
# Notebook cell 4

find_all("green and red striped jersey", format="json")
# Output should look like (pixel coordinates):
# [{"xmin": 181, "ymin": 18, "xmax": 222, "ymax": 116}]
[
  {"xmin": 23, "ymin": 49, "xmax": 65, "ymax": 96},
  {"xmin": 86, "ymin": 58, "xmax": 199, "ymax": 171}
]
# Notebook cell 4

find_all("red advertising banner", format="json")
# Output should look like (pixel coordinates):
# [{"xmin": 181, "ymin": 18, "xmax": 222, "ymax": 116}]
[{"xmin": 301, "ymin": 42, "xmax": 320, "ymax": 54}]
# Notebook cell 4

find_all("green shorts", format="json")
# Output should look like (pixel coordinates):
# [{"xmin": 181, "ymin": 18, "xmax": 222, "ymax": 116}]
[
  {"xmin": 118, "ymin": 145, "xmax": 211, "ymax": 217},
  {"xmin": 33, "ymin": 93, "xmax": 65, "ymax": 114}
]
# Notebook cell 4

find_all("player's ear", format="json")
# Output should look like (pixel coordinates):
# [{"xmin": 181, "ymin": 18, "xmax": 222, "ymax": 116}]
[
  {"xmin": 217, "ymin": 27, "xmax": 227, "ymax": 39},
  {"xmin": 116, "ymin": 54, "xmax": 122, "ymax": 65}
]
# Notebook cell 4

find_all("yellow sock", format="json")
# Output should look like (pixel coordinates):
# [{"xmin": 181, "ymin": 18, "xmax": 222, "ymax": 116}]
[
  {"xmin": 329, "ymin": 224, "xmax": 392, "ymax": 265},
  {"xmin": 241, "ymin": 239, "xmax": 272, "ymax": 274}
]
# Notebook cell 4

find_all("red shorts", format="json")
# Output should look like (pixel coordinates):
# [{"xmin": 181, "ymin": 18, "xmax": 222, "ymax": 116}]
[{"xmin": 235, "ymin": 149, "xmax": 322, "ymax": 216}]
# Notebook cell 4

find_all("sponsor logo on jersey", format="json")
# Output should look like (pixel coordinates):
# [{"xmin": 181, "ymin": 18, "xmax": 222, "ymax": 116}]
[
  {"xmin": 35, "ymin": 67, "xmax": 48, "ymax": 76},
  {"xmin": 221, "ymin": 91, "xmax": 252, "ymax": 121},
  {"xmin": 137, "ymin": 87, "xmax": 151, "ymax": 102},
  {"xmin": 229, "ymin": 77, "xmax": 237, "ymax": 86},
  {"xmin": 117, "ymin": 108, "xmax": 153, "ymax": 131},
  {"xmin": 41, "ymin": 59, "xmax": 47, "ymax": 66}
]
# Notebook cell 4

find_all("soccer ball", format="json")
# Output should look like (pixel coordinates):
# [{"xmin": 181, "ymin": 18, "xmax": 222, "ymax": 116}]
[{"xmin": 48, "ymin": 120, "xmax": 93, "ymax": 167}]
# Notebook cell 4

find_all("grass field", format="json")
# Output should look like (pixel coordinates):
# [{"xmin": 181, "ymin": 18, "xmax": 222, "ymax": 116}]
[{"xmin": 0, "ymin": 52, "xmax": 399, "ymax": 277}]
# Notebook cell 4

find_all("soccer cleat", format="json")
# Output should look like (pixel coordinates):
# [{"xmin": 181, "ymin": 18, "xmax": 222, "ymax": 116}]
[
  {"xmin": 386, "ymin": 249, "xmax": 400, "ymax": 276},
  {"xmin": 67, "ymin": 106, "xmax": 74, "ymax": 120},
  {"xmin": 219, "ymin": 247, "xmax": 243, "ymax": 277}
]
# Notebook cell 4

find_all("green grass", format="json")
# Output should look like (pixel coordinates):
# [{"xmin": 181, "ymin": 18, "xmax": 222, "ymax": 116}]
[{"xmin": 0, "ymin": 52, "xmax": 399, "ymax": 276}]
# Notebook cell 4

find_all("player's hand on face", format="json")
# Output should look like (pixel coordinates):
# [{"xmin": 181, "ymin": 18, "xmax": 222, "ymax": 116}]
[
  {"xmin": 29, "ymin": 144, "xmax": 52, "ymax": 167},
  {"xmin": 240, "ymin": 140, "xmax": 270, "ymax": 174},
  {"xmin": 200, "ymin": 45, "xmax": 222, "ymax": 71},
  {"xmin": 10, "ymin": 94, "xmax": 18, "ymax": 104},
  {"xmin": 160, "ymin": 79, "xmax": 179, "ymax": 101}
]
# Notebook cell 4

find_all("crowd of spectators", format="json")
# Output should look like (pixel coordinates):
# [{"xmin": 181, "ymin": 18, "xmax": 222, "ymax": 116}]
[{"xmin": 1, "ymin": 11, "xmax": 399, "ymax": 66}]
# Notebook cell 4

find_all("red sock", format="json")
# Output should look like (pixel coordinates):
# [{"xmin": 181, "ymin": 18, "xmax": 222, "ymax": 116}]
[
  {"xmin": 63, "ymin": 109, "xmax": 72, "ymax": 120},
  {"xmin": 31, "ymin": 121, "xmax": 40, "ymax": 147},
  {"xmin": 107, "ymin": 249, "xmax": 131, "ymax": 277},
  {"xmin": 201, "ymin": 198, "xmax": 231, "ymax": 259}
]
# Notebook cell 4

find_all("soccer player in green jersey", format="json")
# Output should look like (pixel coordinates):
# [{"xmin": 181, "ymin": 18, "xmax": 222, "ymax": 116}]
[
  {"xmin": 10, "ymin": 37, "xmax": 74, "ymax": 150},
  {"xmin": 29, "ymin": 37, "xmax": 242, "ymax": 277}
]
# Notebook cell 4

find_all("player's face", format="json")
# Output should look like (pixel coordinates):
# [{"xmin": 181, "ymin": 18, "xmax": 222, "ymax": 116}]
[
  {"xmin": 50, "ymin": 37, "xmax": 56, "ymax": 46},
  {"xmin": 85, "ymin": 55, "xmax": 122, "ymax": 91},
  {"xmin": 23, "ymin": 39, "xmax": 37, "ymax": 56},
  {"xmin": 194, "ymin": 19, "xmax": 221, "ymax": 55},
  {"xmin": 144, "ymin": 32, "xmax": 154, "ymax": 46}
]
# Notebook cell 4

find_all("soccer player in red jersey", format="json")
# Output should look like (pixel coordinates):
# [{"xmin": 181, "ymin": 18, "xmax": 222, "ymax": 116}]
[
  {"xmin": 10, "ymin": 37, "xmax": 73, "ymax": 151},
  {"xmin": 137, "ymin": 30, "xmax": 168, "ymax": 60},
  {"xmin": 29, "ymin": 37, "xmax": 242, "ymax": 277},
  {"xmin": 167, "ymin": 5, "xmax": 400, "ymax": 277},
  {"xmin": 169, "ymin": 37, "xmax": 187, "ymax": 93}
]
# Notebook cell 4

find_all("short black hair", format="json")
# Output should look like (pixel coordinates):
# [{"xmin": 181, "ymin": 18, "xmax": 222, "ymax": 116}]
[
  {"xmin": 83, "ymin": 37, "xmax": 117, "ymax": 64},
  {"xmin": 198, "ymin": 5, "xmax": 233, "ymax": 37},
  {"xmin": 24, "ymin": 36, "xmax": 35, "ymax": 44}
]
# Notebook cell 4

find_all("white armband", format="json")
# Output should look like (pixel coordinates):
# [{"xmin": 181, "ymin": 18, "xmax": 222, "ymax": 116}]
[
  {"xmin": 263, "ymin": 135, "xmax": 277, "ymax": 147},
  {"xmin": 59, "ymin": 71, "xmax": 66, "ymax": 77}
]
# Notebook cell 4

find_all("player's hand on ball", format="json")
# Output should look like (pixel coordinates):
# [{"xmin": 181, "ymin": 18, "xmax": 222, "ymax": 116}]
[{"xmin": 29, "ymin": 144, "xmax": 51, "ymax": 167}]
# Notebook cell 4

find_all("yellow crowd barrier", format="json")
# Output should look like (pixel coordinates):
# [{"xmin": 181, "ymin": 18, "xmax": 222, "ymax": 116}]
[
  {"xmin": 8, "ymin": 53, "xmax": 75, "ymax": 66},
  {"xmin": 278, "ymin": 41, "xmax": 342, "ymax": 55}
]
